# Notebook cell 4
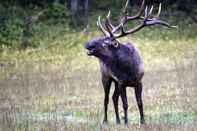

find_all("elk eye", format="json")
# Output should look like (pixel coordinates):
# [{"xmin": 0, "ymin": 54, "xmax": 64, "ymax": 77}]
[{"xmin": 110, "ymin": 40, "xmax": 119, "ymax": 48}]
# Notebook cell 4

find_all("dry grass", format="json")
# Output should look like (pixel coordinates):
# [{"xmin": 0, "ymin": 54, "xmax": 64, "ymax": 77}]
[
  {"xmin": 0, "ymin": 25, "xmax": 197, "ymax": 130},
  {"xmin": 0, "ymin": 45, "xmax": 197, "ymax": 130}
]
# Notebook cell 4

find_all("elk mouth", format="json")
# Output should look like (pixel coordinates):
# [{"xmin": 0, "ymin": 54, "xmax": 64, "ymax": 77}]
[
  {"xmin": 86, "ymin": 49, "xmax": 94, "ymax": 56},
  {"xmin": 85, "ymin": 43, "xmax": 96, "ymax": 56}
]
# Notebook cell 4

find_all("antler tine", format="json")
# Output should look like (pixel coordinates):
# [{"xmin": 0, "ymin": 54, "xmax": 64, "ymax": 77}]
[
  {"xmin": 97, "ymin": 16, "xmax": 110, "ymax": 36},
  {"xmin": 123, "ymin": 0, "xmax": 129, "ymax": 13},
  {"xmin": 134, "ymin": 0, "xmax": 145, "ymax": 18},
  {"xmin": 144, "ymin": 6, "xmax": 148, "ymax": 18},
  {"xmin": 148, "ymin": 5, "xmax": 154, "ymax": 16},
  {"xmin": 128, "ymin": 0, "xmax": 145, "ymax": 19},
  {"xmin": 107, "ymin": 10, "xmax": 111, "ymax": 19},
  {"xmin": 105, "ymin": 15, "xmax": 114, "ymax": 37},
  {"xmin": 106, "ymin": 11, "xmax": 115, "ymax": 30},
  {"xmin": 156, "ymin": 3, "xmax": 162, "ymax": 18},
  {"xmin": 120, "ymin": 23, "xmax": 125, "ymax": 36}
]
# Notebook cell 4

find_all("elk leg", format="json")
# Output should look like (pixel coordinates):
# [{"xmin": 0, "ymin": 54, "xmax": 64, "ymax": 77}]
[
  {"xmin": 112, "ymin": 82, "xmax": 120, "ymax": 124},
  {"xmin": 134, "ymin": 82, "xmax": 145, "ymax": 124},
  {"xmin": 119, "ymin": 84, "xmax": 128, "ymax": 125},
  {"xmin": 102, "ymin": 78, "xmax": 112, "ymax": 124}
]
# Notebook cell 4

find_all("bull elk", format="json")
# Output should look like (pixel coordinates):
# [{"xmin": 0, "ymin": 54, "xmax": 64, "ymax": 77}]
[{"xmin": 85, "ymin": 0, "xmax": 174, "ymax": 125}]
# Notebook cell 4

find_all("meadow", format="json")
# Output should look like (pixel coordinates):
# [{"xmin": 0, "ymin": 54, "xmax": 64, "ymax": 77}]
[{"xmin": 0, "ymin": 5, "xmax": 197, "ymax": 130}]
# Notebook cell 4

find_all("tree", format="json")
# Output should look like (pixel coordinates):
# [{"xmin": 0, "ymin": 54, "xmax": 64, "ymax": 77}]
[{"xmin": 67, "ymin": 0, "xmax": 91, "ymax": 29}]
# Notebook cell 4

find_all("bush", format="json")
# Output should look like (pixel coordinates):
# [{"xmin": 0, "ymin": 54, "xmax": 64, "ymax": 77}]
[{"xmin": 45, "ymin": 4, "xmax": 69, "ymax": 20}]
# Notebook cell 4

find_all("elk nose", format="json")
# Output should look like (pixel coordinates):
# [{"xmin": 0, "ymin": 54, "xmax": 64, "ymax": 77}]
[
  {"xmin": 85, "ymin": 42, "xmax": 90, "ymax": 49},
  {"xmin": 85, "ymin": 43, "xmax": 95, "ymax": 50}
]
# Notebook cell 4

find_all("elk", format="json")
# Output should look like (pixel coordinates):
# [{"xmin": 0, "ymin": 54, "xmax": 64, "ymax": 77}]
[{"xmin": 85, "ymin": 0, "xmax": 174, "ymax": 125}]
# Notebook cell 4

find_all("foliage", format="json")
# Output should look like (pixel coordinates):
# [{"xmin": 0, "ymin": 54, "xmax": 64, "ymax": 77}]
[
  {"xmin": 0, "ymin": 3, "xmax": 70, "ymax": 48},
  {"xmin": 0, "ymin": 0, "xmax": 196, "ymax": 49},
  {"xmin": 45, "ymin": 4, "xmax": 69, "ymax": 20}
]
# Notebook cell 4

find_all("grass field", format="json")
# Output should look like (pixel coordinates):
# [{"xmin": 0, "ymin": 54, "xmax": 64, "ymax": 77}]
[{"xmin": 0, "ymin": 11, "xmax": 197, "ymax": 130}]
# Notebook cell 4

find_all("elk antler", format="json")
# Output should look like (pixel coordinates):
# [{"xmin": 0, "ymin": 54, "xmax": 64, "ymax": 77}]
[
  {"xmin": 97, "ymin": 16, "xmax": 110, "ymax": 37},
  {"xmin": 98, "ymin": 0, "xmax": 175, "ymax": 39}
]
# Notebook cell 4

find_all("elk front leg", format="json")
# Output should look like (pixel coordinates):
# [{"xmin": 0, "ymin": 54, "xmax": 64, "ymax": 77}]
[
  {"xmin": 119, "ymin": 83, "xmax": 128, "ymax": 125},
  {"xmin": 112, "ymin": 82, "xmax": 120, "ymax": 124},
  {"xmin": 102, "ymin": 78, "xmax": 112, "ymax": 124},
  {"xmin": 134, "ymin": 82, "xmax": 145, "ymax": 124}
]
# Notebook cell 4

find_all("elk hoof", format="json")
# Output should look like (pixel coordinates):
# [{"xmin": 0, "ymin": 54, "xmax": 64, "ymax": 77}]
[
  {"xmin": 102, "ymin": 120, "xmax": 108, "ymax": 125},
  {"xmin": 125, "ymin": 123, "xmax": 129, "ymax": 128},
  {"xmin": 140, "ymin": 119, "xmax": 145, "ymax": 125},
  {"xmin": 116, "ymin": 119, "xmax": 121, "ymax": 124}
]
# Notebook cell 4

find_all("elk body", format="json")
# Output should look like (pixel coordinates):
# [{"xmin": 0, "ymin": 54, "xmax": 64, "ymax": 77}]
[{"xmin": 85, "ymin": 0, "xmax": 173, "ymax": 125}]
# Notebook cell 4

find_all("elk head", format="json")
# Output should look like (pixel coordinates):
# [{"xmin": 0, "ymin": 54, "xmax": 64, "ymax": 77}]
[{"xmin": 85, "ymin": 0, "xmax": 175, "ymax": 58}]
